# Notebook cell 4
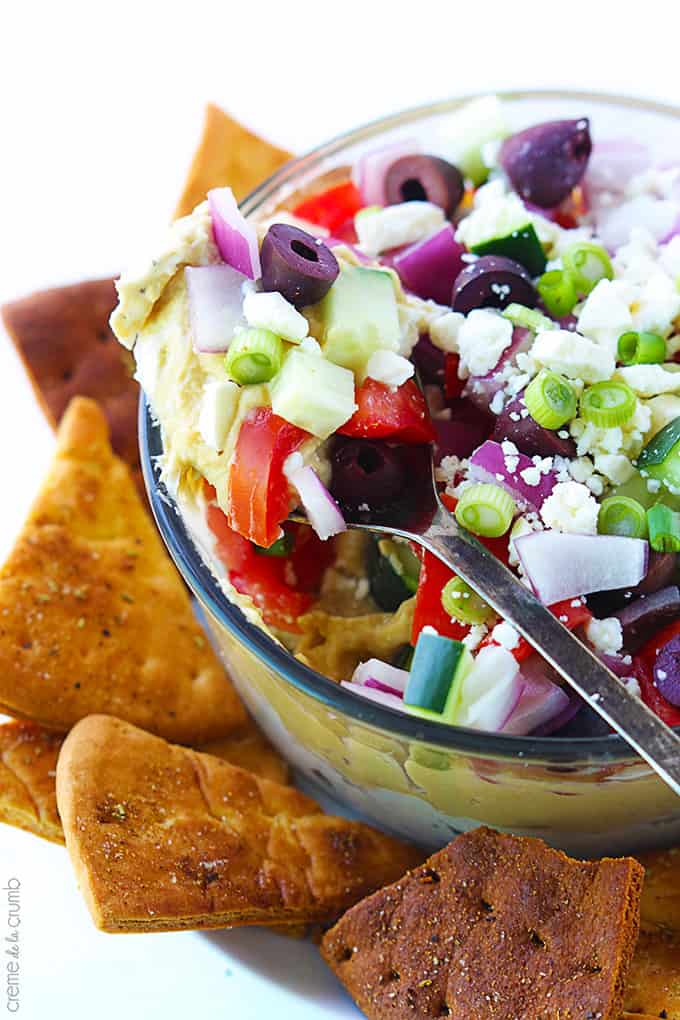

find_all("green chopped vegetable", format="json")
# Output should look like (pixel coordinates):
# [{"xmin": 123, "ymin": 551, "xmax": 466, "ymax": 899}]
[
  {"xmin": 536, "ymin": 269, "xmax": 578, "ymax": 318},
  {"xmin": 597, "ymin": 496, "xmax": 648, "ymax": 539},
  {"xmin": 637, "ymin": 416, "xmax": 680, "ymax": 494},
  {"xmin": 617, "ymin": 331, "xmax": 666, "ymax": 366},
  {"xmin": 254, "ymin": 531, "xmax": 295, "ymax": 557},
  {"xmin": 562, "ymin": 241, "xmax": 613, "ymax": 296},
  {"xmin": 502, "ymin": 303, "xmax": 555, "ymax": 333},
  {"xmin": 524, "ymin": 369, "xmax": 577, "ymax": 430},
  {"xmin": 580, "ymin": 380, "xmax": 637, "ymax": 427},
  {"xmin": 455, "ymin": 484, "xmax": 516, "ymax": 538},
  {"xmin": 471, "ymin": 222, "xmax": 546, "ymax": 276},
  {"xmin": 441, "ymin": 576, "xmax": 495, "ymax": 625},
  {"xmin": 404, "ymin": 632, "xmax": 472, "ymax": 719},
  {"xmin": 225, "ymin": 328, "xmax": 283, "ymax": 384},
  {"xmin": 647, "ymin": 503, "xmax": 680, "ymax": 552}
]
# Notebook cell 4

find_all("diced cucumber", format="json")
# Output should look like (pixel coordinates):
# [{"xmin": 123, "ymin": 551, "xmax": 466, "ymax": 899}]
[
  {"xmin": 611, "ymin": 470, "xmax": 680, "ymax": 512},
  {"xmin": 318, "ymin": 266, "xmax": 401, "ymax": 377},
  {"xmin": 367, "ymin": 538, "xmax": 418, "ymax": 612},
  {"xmin": 404, "ymin": 633, "xmax": 473, "ymax": 720},
  {"xmin": 440, "ymin": 95, "xmax": 508, "ymax": 186},
  {"xmin": 637, "ymin": 416, "xmax": 680, "ymax": 494},
  {"xmin": 269, "ymin": 348, "xmax": 356, "ymax": 439},
  {"xmin": 471, "ymin": 223, "xmax": 546, "ymax": 276}
]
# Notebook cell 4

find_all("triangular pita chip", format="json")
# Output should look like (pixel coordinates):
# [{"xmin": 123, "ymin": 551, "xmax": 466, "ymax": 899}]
[
  {"xmin": 624, "ymin": 928, "xmax": 680, "ymax": 1018},
  {"xmin": 0, "ymin": 712, "xmax": 289, "ymax": 845},
  {"xmin": 56, "ymin": 715, "xmax": 422, "ymax": 933},
  {"xmin": 0, "ymin": 397, "xmax": 245, "ymax": 742},
  {"xmin": 174, "ymin": 103, "xmax": 291, "ymax": 220},
  {"xmin": 1, "ymin": 279, "xmax": 143, "ymax": 497},
  {"xmin": 637, "ymin": 845, "xmax": 680, "ymax": 933},
  {"xmin": 321, "ymin": 827, "xmax": 643, "ymax": 1020}
]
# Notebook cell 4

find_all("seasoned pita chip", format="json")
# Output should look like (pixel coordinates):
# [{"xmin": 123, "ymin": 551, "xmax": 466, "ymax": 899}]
[
  {"xmin": 0, "ymin": 711, "xmax": 289, "ymax": 845},
  {"xmin": 56, "ymin": 715, "xmax": 422, "ymax": 933},
  {"xmin": 321, "ymin": 827, "xmax": 643, "ymax": 1020},
  {"xmin": 637, "ymin": 845, "xmax": 680, "ymax": 933},
  {"xmin": 174, "ymin": 103, "xmax": 291, "ymax": 220},
  {"xmin": 1, "ymin": 279, "xmax": 143, "ymax": 497},
  {"xmin": 624, "ymin": 929, "xmax": 680, "ymax": 1019},
  {"xmin": 0, "ymin": 397, "xmax": 245, "ymax": 743}
]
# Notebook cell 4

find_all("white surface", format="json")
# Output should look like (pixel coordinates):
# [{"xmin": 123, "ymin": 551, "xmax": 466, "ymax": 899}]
[{"xmin": 2, "ymin": 2, "xmax": 680, "ymax": 1015}]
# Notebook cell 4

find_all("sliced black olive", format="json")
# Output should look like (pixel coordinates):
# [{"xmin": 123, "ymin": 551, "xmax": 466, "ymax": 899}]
[
  {"xmin": 452, "ymin": 255, "xmax": 537, "ymax": 314},
  {"xmin": 384, "ymin": 154, "xmax": 464, "ymax": 217},
  {"xmin": 260, "ymin": 224, "xmax": 339, "ymax": 308}
]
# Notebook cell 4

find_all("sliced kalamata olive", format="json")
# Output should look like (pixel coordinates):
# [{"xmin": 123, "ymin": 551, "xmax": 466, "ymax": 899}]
[
  {"xmin": 260, "ymin": 224, "xmax": 339, "ymax": 308},
  {"xmin": 384, "ymin": 154, "xmax": 464, "ymax": 217},
  {"xmin": 492, "ymin": 393, "xmax": 576, "ymax": 459},
  {"xmin": 654, "ymin": 635, "xmax": 680, "ymax": 706},
  {"xmin": 411, "ymin": 335, "xmax": 446, "ymax": 385},
  {"xmin": 330, "ymin": 439, "xmax": 406, "ymax": 509},
  {"xmin": 615, "ymin": 586, "xmax": 680, "ymax": 654},
  {"xmin": 587, "ymin": 552, "xmax": 679, "ymax": 616},
  {"xmin": 452, "ymin": 256, "xmax": 537, "ymax": 314},
  {"xmin": 499, "ymin": 118, "xmax": 592, "ymax": 209}
]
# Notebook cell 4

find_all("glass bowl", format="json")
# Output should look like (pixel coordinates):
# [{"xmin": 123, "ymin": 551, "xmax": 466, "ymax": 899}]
[{"xmin": 140, "ymin": 90, "xmax": 680, "ymax": 857}]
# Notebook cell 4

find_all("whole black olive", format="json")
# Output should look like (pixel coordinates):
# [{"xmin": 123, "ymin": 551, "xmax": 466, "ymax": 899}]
[
  {"xmin": 452, "ymin": 255, "xmax": 537, "ymax": 314},
  {"xmin": 384, "ymin": 154, "xmax": 464, "ymax": 217},
  {"xmin": 499, "ymin": 118, "xmax": 592, "ymax": 208},
  {"xmin": 260, "ymin": 224, "xmax": 339, "ymax": 308}
]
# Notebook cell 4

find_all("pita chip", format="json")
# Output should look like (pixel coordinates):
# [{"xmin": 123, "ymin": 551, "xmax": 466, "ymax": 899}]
[
  {"xmin": 624, "ymin": 928, "xmax": 680, "ymax": 1019},
  {"xmin": 1, "ymin": 279, "xmax": 143, "ymax": 497},
  {"xmin": 174, "ymin": 103, "xmax": 291, "ymax": 219},
  {"xmin": 0, "ymin": 397, "xmax": 245, "ymax": 743},
  {"xmin": 637, "ymin": 845, "xmax": 680, "ymax": 933},
  {"xmin": 321, "ymin": 827, "xmax": 643, "ymax": 1020},
  {"xmin": 55, "ymin": 715, "xmax": 422, "ymax": 933}
]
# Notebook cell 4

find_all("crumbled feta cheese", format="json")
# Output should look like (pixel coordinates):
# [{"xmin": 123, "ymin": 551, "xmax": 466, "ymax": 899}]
[
  {"xmin": 576, "ymin": 279, "xmax": 634, "ymax": 356},
  {"xmin": 421, "ymin": 625, "xmax": 440, "ymax": 637},
  {"xmin": 531, "ymin": 329, "xmax": 615, "ymax": 383},
  {"xmin": 366, "ymin": 350, "xmax": 414, "ymax": 388},
  {"xmin": 243, "ymin": 289, "xmax": 309, "ymax": 342},
  {"xmin": 616, "ymin": 364, "xmax": 680, "ymax": 397},
  {"xmin": 455, "ymin": 178, "xmax": 560, "ymax": 251},
  {"xmin": 198, "ymin": 379, "xmax": 240, "ymax": 451},
  {"xmin": 613, "ymin": 227, "xmax": 660, "ymax": 285},
  {"xmin": 645, "ymin": 394, "xmax": 680, "ymax": 437},
  {"xmin": 660, "ymin": 235, "xmax": 680, "ymax": 280},
  {"xmin": 489, "ymin": 390, "xmax": 505, "ymax": 415},
  {"xmin": 462, "ymin": 623, "xmax": 489, "ymax": 652},
  {"xmin": 592, "ymin": 453, "xmax": 635, "ymax": 486},
  {"xmin": 540, "ymin": 481, "xmax": 599, "ymax": 535},
  {"xmin": 430, "ymin": 311, "xmax": 465, "ymax": 354},
  {"xmin": 585, "ymin": 474, "xmax": 605, "ymax": 496},
  {"xmin": 597, "ymin": 194, "xmax": 680, "ymax": 250},
  {"xmin": 457, "ymin": 309, "xmax": 513, "ymax": 377},
  {"xmin": 568, "ymin": 456, "xmax": 595, "ymax": 483},
  {"xmin": 355, "ymin": 201, "xmax": 445, "ymax": 256},
  {"xmin": 491, "ymin": 621, "xmax": 520, "ymax": 650},
  {"xmin": 519, "ymin": 466, "xmax": 541, "ymax": 487},
  {"xmin": 508, "ymin": 515, "xmax": 542, "ymax": 567},
  {"xmin": 585, "ymin": 617, "xmax": 624, "ymax": 656},
  {"xmin": 621, "ymin": 675, "xmax": 642, "ymax": 699},
  {"xmin": 633, "ymin": 272, "xmax": 680, "ymax": 338}
]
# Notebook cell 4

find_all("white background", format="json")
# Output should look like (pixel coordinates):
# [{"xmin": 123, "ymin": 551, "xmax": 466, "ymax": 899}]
[{"xmin": 2, "ymin": 1, "xmax": 680, "ymax": 1015}]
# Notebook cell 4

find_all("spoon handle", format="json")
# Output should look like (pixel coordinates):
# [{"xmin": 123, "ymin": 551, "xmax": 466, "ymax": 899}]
[{"xmin": 421, "ymin": 508, "xmax": 680, "ymax": 797}]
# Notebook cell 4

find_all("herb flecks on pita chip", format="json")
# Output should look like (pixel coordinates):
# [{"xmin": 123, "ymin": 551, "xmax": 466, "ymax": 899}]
[
  {"xmin": 56, "ymin": 715, "xmax": 422, "ymax": 933},
  {"xmin": 0, "ymin": 397, "xmax": 245, "ymax": 743},
  {"xmin": 624, "ymin": 928, "xmax": 680, "ymax": 1019},
  {"xmin": 1, "ymin": 279, "xmax": 143, "ymax": 497},
  {"xmin": 174, "ymin": 103, "xmax": 291, "ymax": 220},
  {"xmin": 321, "ymin": 826, "xmax": 643, "ymax": 1020},
  {"xmin": 637, "ymin": 845, "xmax": 680, "ymax": 933}
]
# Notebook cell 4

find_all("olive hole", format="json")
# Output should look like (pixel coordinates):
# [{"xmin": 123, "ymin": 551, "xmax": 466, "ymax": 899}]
[
  {"xmin": 400, "ymin": 178, "xmax": 428, "ymax": 202},
  {"xmin": 357, "ymin": 446, "xmax": 383, "ymax": 474},
  {"xmin": 528, "ymin": 929, "xmax": 546, "ymax": 949},
  {"xmin": 291, "ymin": 239, "xmax": 319, "ymax": 262}
]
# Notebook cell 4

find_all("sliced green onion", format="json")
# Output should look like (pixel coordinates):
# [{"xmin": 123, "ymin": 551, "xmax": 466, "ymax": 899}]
[
  {"xmin": 647, "ymin": 503, "xmax": 680, "ymax": 552},
  {"xmin": 225, "ymin": 328, "xmax": 283, "ymax": 384},
  {"xmin": 441, "ymin": 577, "xmax": 495, "ymax": 625},
  {"xmin": 502, "ymin": 303, "xmax": 555, "ymax": 333},
  {"xmin": 536, "ymin": 269, "xmax": 578, "ymax": 318},
  {"xmin": 254, "ymin": 531, "xmax": 294, "ymax": 557},
  {"xmin": 524, "ymin": 369, "xmax": 577, "ymax": 430},
  {"xmin": 597, "ymin": 496, "xmax": 648, "ymax": 539},
  {"xmin": 455, "ymin": 484, "xmax": 516, "ymax": 538},
  {"xmin": 562, "ymin": 242, "xmax": 614, "ymax": 296},
  {"xmin": 580, "ymin": 380, "xmax": 637, "ymax": 428},
  {"xmin": 617, "ymin": 331, "xmax": 667, "ymax": 366}
]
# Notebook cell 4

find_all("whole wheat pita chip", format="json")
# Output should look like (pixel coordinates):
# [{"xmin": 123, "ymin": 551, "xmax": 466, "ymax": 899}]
[
  {"xmin": 0, "ymin": 397, "xmax": 245, "ymax": 743},
  {"xmin": 624, "ymin": 929, "xmax": 680, "ymax": 1018},
  {"xmin": 0, "ymin": 711, "xmax": 289, "ymax": 845},
  {"xmin": 56, "ymin": 715, "xmax": 422, "ymax": 933},
  {"xmin": 321, "ymin": 827, "xmax": 643, "ymax": 1020},
  {"xmin": 174, "ymin": 104, "xmax": 292, "ymax": 220},
  {"xmin": 1, "ymin": 279, "xmax": 144, "ymax": 498},
  {"xmin": 637, "ymin": 845, "xmax": 680, "ymax": 933}
]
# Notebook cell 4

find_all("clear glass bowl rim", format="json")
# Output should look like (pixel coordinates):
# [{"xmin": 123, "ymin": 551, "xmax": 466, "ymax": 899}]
[{"xmin": 142, "ymin": 89, "xmax": 680, "ymax": 766}]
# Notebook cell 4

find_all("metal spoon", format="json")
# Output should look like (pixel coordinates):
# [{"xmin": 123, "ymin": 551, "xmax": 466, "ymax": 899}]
[{"xmin": 293, "ymin": 445, "xmax": 680, "ymax": 797}]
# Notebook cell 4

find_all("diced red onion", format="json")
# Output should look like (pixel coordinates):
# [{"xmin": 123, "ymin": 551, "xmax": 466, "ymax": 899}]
[
  {"xmin": 392, "ymin": 224, "xmax": 466, "ymax": 306},
  {"xmin": 354, "ymin": 137, "xmax": 421, "ymax": 206},
  {"xmin": 531, "ymin": 693, "xmax": 583, "ymax": 736},
  {"xmin": 458, "ymin": 646, "xmax": 525, "ymax": 732},
  {"xmin": 469, "ymin": 440, "xmax": 557, "ymax": 511},
  {"xmin": 286, "ymin": 462, "xmax": 346, "ymax": 541},
  {"xmin": 515, "ymin": 532, "xmax": 649, "ymax": 604},
  {"xmin": 583, "ymin": 139, "xmax": 650, "ymax": 206},
  {"xmin": 207, "ymin": 187, "xmax": 261, "ymax": 280},
  {"xmin": 352, "ymin": 658, "xmax": 409, "ymax": 694},
  {"xmin": 185, "ymin": 265, "xmax": 247, "ymax": 353},
  {"xmin": 340, "ymin": 681, "xmax": 408, "ymax": 713},
  {"xmin": 502, "ymin": 662, "xmax": 571, "ymax": 736},
  {"xmin": 325, "ymin": 238, "xmax": 372, "ymax": 264},
  {"xmin": 463, "ymin": 328, "xmax": 532, "ymax": 411}
]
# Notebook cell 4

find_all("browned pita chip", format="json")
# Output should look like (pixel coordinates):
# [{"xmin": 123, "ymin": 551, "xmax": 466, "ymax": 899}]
[
  {"xmin": 0, "ymin": 397, "xmax": 245, "ymax": 743},
  {"xmin": 56, "ymin": 715, "xmax": 422, "ymax": 933},
  {"xmin": 637, "ymin": 845, "xmax": 680, "ymax": 933},
  {"xmin": 624, "ymin": 929, "xmax": 680, "ymax": 1019},
  {"xmin": 1, "ymin": 279, "xmax": 143, "ymax": 497},
  {"xmin": 0, "ymin": 711, "xmax": 289, "ymax": 845},
  {"xmin": 321, "ymin": 827, "xmax": 643, "ymax": 1020},
  {"xmin": 174, "ymin": 103, "xmax": 291, "ymax": 220}
]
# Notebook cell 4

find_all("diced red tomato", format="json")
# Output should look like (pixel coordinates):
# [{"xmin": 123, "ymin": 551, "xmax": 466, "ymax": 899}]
[
  {"xmin": 288, "ymin": 523, "xmax": 336, "ymax": 593},
  {"xmin": 227, "ymin": 407, "xmax": 309, "ymax": 548},
  {"xmin": 412, "ymin": 550, "xmax": 470, "ymax": 644},
  {"xmin": 338, "ymin": 379, "xmax": 436, "ymax": 445},
  {"xmin": 480, "ymin": 598, "xmax": 594, "ymax": 663},
  {"xmin": 444, "ymin": 354, "xmax": 466, "ymax": 400},
  {"xmin": 331, "ymin": 218, "xmax": 359, "ymax": 244},
  {"xmin": 554, "ymin": 185, "xmax": 589, "ymax": 230},
  {"xmin": 637, "ymin": 620, "xmax": 680, "ymax": 726},
  {"xmin": 292, "ymin": 181, "xmax": 363, "ymax": 234}
]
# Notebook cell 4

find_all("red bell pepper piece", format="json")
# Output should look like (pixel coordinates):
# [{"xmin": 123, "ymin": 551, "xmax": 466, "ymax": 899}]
[
  {"xmin": 338, "ymin": 378, "xmax": 436, "ymax": 445},
  {"xmin": 444, "ymin": 353, "xmax": 466, "ymax": 400},
  {"xmin": 292, "ymin": 181, "xmax": 363, "ymax": 234}
]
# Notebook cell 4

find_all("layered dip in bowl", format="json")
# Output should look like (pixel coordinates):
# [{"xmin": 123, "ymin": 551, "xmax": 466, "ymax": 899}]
[{"xmin": 117, "ymin": 91, "xmax": 680, "ymax": 854}]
